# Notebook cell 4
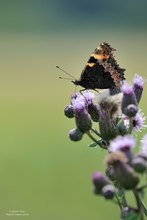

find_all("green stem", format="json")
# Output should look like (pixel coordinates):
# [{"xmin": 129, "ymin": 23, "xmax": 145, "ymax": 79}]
[
  {"xmin": 133, "ymin": 190, "xmax": 144, "ymax": 220},
  {"xmin": 86, "ymin": 131, "xmax": 100, "ymax": 145},
  {"xmin": 90, "ymin": 128, "xmax": 102, "ymax": 138},
  {"xmin": 114, "ymin": 182, "xmax": 128, "ymax": 208},
  {"xmin": 137, "ymin": 183, "xmax": 147, "ymax": 192},
  {"xmin": 115, "ymin": 194, "xmax": 122, "ymax": 210},
  {"xmin": 129, "ymin": 117, "xmax": 133, "ymax": 134}
]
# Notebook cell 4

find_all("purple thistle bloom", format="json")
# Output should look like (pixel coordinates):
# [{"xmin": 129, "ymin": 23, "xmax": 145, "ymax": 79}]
[
  {"xmin": 133, "ymin": 110, "xmax": 146, "ymax": 132},
  {"xmin": 121, "ymin": 83, "xmax": 138, "ymax": 117},
  {"xmin": 71, "ymin": 91, "xmax": 95, "ymax": 108},
  {"xmin": 140, "ymin": 135, "xmax": 147, "ymax": 158},
  {"xmin": 133, "ymin": 74, "xmax": 144, "ymax": 89},
  {"xmin": 121, "ymin": 83, "xmax": 134, "ymax": 95},
  {"xmin": 71, "ymin": 92, "xmax": 85, "ymax": 108},
  {"xmin": 109, "ymin": 135, "xmax": 135, "ymax": 153},
  {"xmin": 133, "ymin": 74, "xmax": 144, "ymax": 103},
  {"xmin": 92, "ymin": 172, "xmax": 110, "ymax": 194},
  {"xmin": 82, "ymin": 90, "xmax": 95, "ymax": 105}
]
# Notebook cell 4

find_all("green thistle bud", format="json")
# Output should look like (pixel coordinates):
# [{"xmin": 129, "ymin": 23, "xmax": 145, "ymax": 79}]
[
  {"xmin": 102, "ymin": 184, "xmax": 116, "ymax": 199},
  {"xmin": 64, "ymin": 105, "xmax": 74, "ymax": 118},
  {"xmin": 92, "ymin": 172, "xmax": 110, "ymax": 194},
  {"xmin": 121, "ymin": 83, "xmax": 138, "ymax": 117},
  {"xmin": 69, "ymin": 128, "xmax": 83, "ymax": 141},
  {"xmin": 123, "ymin": 104, "xmax": 138, "ymax": 118},
  {"xmin": 88, "ymin": 103, "xmax": 99, "ymax": 122},
  {"xmin": 131, "ymin": 156, "xmax": 146, "ymax": 173},
  {"xmin": 106, "ymin": 152, "xmax": 139, "ymax": 190}
]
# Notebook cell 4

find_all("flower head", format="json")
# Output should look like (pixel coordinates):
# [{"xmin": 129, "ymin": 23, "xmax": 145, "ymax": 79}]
[
  {"xmin": 69, "ymin": 128, "xmax": 83, "ymax": 141},
  {"xmin": 133, "ymin": 110, "xmax": 146, "ymax": 132},
  {"xmin": 133, "ymin": 74, "xmax": 144, "ymax": 103},
  {"xmin": 121, "ymin": 83, "xmax": 134, "ymax": 95},
  {"xmin": 140, "ymin": 135, "xmax": 147, "ymax": 158},
  {"xmin": 133, "ymin": 74, "xmax": 144, "ymax": 89},
  {"xmin": 109, "ymin": 135, "xmax": 135, "ymax": 153},
  {"xmin": 92, "ymin": 172, "xmax": 110, "ymax": 194},
  {"xmin": 82, "ymin": 90, "xmax": 95, "ymax": 105},
  {"xmin": 71, "ymin": 93, "xmax": 85, "ymax": 110},
  {"xmin": 121, "ymin": 83, "xmax": 138, "ymax": 117}
]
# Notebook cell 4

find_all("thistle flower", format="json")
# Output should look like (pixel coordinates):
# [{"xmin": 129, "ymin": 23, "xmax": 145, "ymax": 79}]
[
  {"xmin": 87, "ymin": 103, "xmax": 99, "ymax": 122},
  {"xmin": 74, "ymin": 103, "xmax": 92, "ymax": 133},
  {"xmin": 98, "ymin": 93, "xmax": 122, "ymax": 141},
  {"xmin": 106, "ymin": 152, "xmax": 139, "ymax": 190},
  {"xmin": 69, "ymin": 128, "xmax": 83, "ymax": 141},
  {"xmin": 71, "ymin": 92, "xmax": 85, "ymax": 107},
  {"xmin": 133, "ymin": 74, "xmax": 144, "ymax": 103},
  {"xmin": 132, "ymin": 110, "xmax": 146, "ymax": 132},
  {"xmin": 81, "ymin": 90, "xmax": 95, "ymax": 105},
  {"xmin": 121, "ymin": 83, "xmax": 138, "ymax": 117},
  {"xmin": 92, "ymin": 172, "xmax": 110, "ymax": 194},
  {"xmin": 140, "ymin": 134, "xmax": 147, "ymax": 159},
  {"xmin": 64, "ymin": 105, "xmax": 74, "ymax": 118},
  {"xmin": 131, "ymin": 156, "xmax": 146, "ymax": 173},
  {"xmin": 101, "ymin": 184, "xmax": 116, "ymax": 199},
  {"xmin": 109, "ymin": 135, "xmax": 135, "ymax": 159}
]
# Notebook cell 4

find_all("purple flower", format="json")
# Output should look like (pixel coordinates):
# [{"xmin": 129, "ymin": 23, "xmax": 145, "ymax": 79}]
[
  {"xmin": 133, "ymin": 74, "xmax": 144, "ymax": 103},
  {"xmin": 140, "ymin": 135, "xmax": 147, "ymax": 158},
  {"xmin": 121, "ymin": 83, "xmax": 138, "ymax": 117},
  {"xmin": 109, "ymin": 135, "xmax": 135, "ymax": 153},
  {"xmin": 133, "ymin": 110, "xmax": 146, "ymax": 132},
  {"xmin": 121, "ymin": 83, "xmax": 134, "ymax": 95},
  {"xmin": 92, "ymin": 172, "xmax": 110, "ymax": 194},
  {"xmin": 133, "ymin": 74, "xmax": 144, "ymax": 89},
  {"xmin": 71, "ymin": 92, "xmax": 85, "ymax": 109},
  {"xmin": 71, "ymin": 91, "xmax": 95, "ymax": 109},
  {"xmin": 123, "ymin": 110, "xmax": 146, "ymax": 132},
  {"xmin": 82, "ymin": 90, "xmax": 95, "ymax": 105}
]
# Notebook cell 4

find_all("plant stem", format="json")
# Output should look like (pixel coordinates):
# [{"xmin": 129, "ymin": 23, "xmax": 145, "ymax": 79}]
[
  {"xmin": 90, "ymin": 128, "xmax": 102, "ymax": 138},
  {"xmin": 86, "ymin": 131, "xmax": 100, "ymax": 145},
  {"xmin": 115, "ymin": 194, "xmax": 122, "ymax": 210},
  {"xmin": 133, "ymin": 189, "xmax": 144, "ymax": 220},
  {"xmin": 129, "ymin": 117, "xmax": 133, "ymax": 134}
]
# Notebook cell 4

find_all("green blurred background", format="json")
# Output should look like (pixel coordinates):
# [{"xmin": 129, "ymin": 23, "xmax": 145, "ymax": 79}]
[{"xmin": 0, "ymin": 0, "xmax": 147, "ymax": 219}]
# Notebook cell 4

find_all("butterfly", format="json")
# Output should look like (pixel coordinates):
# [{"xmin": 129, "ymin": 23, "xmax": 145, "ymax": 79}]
[{"xmin": 57, "ymin": 42, "xmax": 125, "ymax": 93}]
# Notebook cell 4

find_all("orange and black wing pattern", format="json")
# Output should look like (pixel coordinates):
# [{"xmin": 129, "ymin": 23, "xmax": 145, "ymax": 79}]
[{"xmin": 77, "ymin": 42, "xmax": 125, "ymax": 90}]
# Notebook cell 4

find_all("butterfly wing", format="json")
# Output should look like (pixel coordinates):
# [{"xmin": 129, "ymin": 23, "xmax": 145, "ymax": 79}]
[
  {"xmin": 78, "ymin": 43, "xmax": 125, "ymax": 90},
  {"xmin": 79, "ymin": 61, "xmax": 116, "ymax": 89}
]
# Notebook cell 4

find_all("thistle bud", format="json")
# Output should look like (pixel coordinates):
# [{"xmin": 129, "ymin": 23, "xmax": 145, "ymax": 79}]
[
  {"xmin": 106, "ymin": 152, "xmax": 139, "ymax": 190},
  {"xmin": 133, "ymin": 74, "xmax": 144, "ymax": 103},
  {"xmin": 124, "ymin": 104, "xmax": 138, "ymax": 118},
  {"xmin": 121, "ymin": 207, "xmax": 139, "ymax": 220},
  {"xmin": 99, "ymin": 104, "xmax": 116, "ymax": 141},
  {"xmin": 88, "ymin": 103, "xmax": 99, "ymax": 122},
  {"xmin": 121, "ymin": 83, "xmax": 138, "ymax": 117},
  {"xmin": 64, "ymin": 105, "xmax": 74, "ymax": 118},
  {"xmin": 69, "ymin": 128, "xmax": 83, "ymax": 141},
  {"xmin": 75, "ymin": 109, "xmax": 92, "ymax": 133},
  {"xmin": 102, "ymin": 184, "xmax": 116, "ymax": 199},
  {"xmin": 105, "ymin": 166, "xmax": 115, "ymax": 181},
  {"xmin": 92, "ymin": 172, "xmax": 110, "ymax": 194},
  {"xmin": 72, "ymin": 101, "xmax": 92, "ymax": 133},
  {"xmin": 131, "ymin": 156, "xmax": 146, "ymax": 173}
]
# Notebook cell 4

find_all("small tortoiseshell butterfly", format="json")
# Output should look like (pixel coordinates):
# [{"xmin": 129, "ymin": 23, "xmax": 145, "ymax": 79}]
[{"xmin": 57, "ymin": 42, "xmax": 125, "ymax": 93}]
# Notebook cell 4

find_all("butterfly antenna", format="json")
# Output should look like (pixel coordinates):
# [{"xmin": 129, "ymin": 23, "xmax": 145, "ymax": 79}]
[
  {"xmin": 59, "ymin": 77, "xmax": 73, "ymax": 80},
  {"xmin": 56, "ymin": 66, "xmax": 76, "ymax": 80}
]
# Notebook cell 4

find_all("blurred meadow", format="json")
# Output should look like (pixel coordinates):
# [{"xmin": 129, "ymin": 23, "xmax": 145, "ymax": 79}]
[{"xmin": 0, "ymin": 0, "xmax": 147, "ymax": 219}]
